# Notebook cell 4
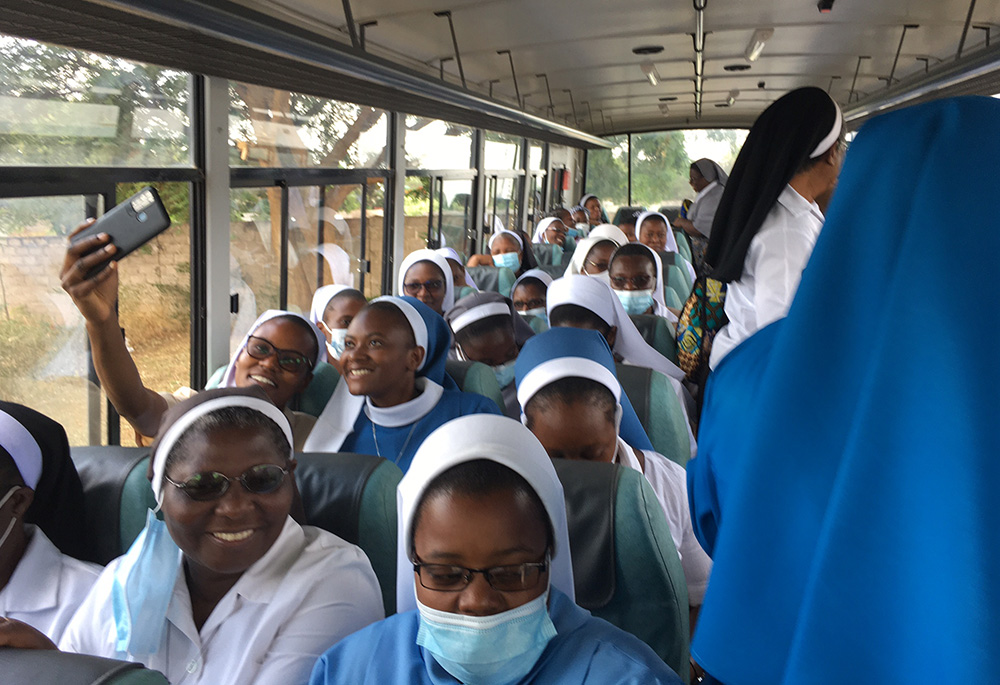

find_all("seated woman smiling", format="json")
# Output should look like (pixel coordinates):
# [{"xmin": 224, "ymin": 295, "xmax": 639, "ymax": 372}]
[
  {"xmin": 0, "ymin": 387, "xmax": 383, "ymax": 684},
  {"xmin": 309, "ymin": 414, "xmax": 683, "ymax": 684},
  {"xmin": 304, "ymin": 297, "xmax": 500, "ymax": 471}
]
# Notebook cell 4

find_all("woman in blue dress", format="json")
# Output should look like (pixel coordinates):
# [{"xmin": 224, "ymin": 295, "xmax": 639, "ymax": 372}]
[
  {"xmin": 303, "ymin": 296, "xmax": 500, "ymax": 471},
  {"xmin": 310, "ymin": 413, "xmax": 682, "ymax": 684}
]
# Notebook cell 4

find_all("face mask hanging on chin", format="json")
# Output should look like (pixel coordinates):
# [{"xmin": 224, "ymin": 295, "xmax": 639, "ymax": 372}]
[
  {"xmin": 585, "ymin": 270, "xmax": 612, "ymax": 286},
  {"xmin": 492, "ymin": 359, "xmax": 517, "ymax": 389},
  {"xmin": 416, "ymin": 587, "xmax": 557, "ymax": 685}
]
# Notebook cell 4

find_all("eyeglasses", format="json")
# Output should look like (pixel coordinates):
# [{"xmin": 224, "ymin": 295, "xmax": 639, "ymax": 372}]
[
  {"xmin": 584, "ymin": 259, "xmax": 609, "ymax": 272},
  {"xmin": 245, "ymin": 336, "xmax": 312, "ymax": 374},
  {"xmin": 403, "ymin": 279, "xmax": 444, "ymax": 296},
  {"xmin": 514, "ymin": 298, "xmax": 546, "ymax": 311},
  {"xmin": 610, "ymin": 274, "xmax": 654, "ymax": 289},
  {"xmin": 165, "ymin": 463, "xmax": 290, "ymax": 501},
  {"xmin": 412, "ymin": 555, "xmax": 549, "ymax": 592}
]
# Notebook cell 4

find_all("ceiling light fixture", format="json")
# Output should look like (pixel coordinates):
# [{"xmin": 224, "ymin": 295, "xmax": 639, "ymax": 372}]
[
  {"xmin": 726, "ymin": 88, "xmax": 740, "ymax": 106},
  {"xmin": 640, "ymin": 60, "xmax": 661, "ymax": 86},
  {"xmin": 744, "ymin": 28, "xmax": 774, "ymax": 62},
  {"xmin": 659, "ymin": 103, "xmax": 670, "ymax": 115}
]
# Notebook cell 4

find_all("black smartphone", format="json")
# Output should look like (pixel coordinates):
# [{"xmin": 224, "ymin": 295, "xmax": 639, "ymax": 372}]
[{"xmin": 71, "ymin": 186, "xmax": 171, "ymax": 278}]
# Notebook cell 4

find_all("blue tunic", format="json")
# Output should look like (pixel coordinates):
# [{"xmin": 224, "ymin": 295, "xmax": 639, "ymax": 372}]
[
  {"xmin": 688, "ymin": 98, "xmax": 1000, "ymax": 683},
  {"xmin": 309, "ymin": 588, "xmax": 682, "ymax": 684},
  {"xmin": 339, "ymin": 389, "xmax": 501, "ymax": 472}
]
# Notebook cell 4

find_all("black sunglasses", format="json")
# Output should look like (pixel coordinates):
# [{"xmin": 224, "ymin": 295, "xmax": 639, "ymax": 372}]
[{"xmin": 165, "ymin": 463, "xmax": 289, "ymax": 501}]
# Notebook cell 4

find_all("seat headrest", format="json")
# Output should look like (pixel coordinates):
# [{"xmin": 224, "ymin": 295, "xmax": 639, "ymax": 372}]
[
  {"xmin": 0, "ymin": 647, "xmax": 166, "ymax": 683},
  {"xmin": 551, "ymin": 458, "xmax": 619, "ymax": 609},
  {"xmin": 294, "ymin": 452, "xmax": 382, "ymax": 545}
]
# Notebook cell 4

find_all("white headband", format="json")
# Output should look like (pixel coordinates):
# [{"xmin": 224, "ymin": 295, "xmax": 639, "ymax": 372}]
[
  {"xmin": 809, "ymin": 100, "xmax": 844, "ymax": 158},
  {"xmin": 0, "ymin": 410, "xmax": 42, "ymax": 489},
  {"xmin": 370, "ymin": 296, "xmax": 429, "ymax": 371},
  {"xmin": 488, "ymin": 229, "xmax": 524, "ymax": 250},
  {"xmin": 517, "ymin": 357, "xmax": 622, "ymax": 412},
  {"xmin": 449, "ymin": 302, "xmax": 512, "ymax": 334},
  {"xmin": 151, "ymin": 396, "xmax": 292, "ymax": 504}
]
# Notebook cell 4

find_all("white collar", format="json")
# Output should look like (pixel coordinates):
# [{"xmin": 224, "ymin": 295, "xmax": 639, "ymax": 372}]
[
  {"xmin": 0, "ymin": 526, "xmax": 60, "ymax": 612},
  {"xmin": 778, "ymin": 184, "xmax": 825, "ymax": 223},
  {"xmin": 694, "ymin": 180, "xmax": 719, "ymax": 203},
  {"xmin": 613, "ymin": 436, "xmax": 643, "ymax": 473},
  {"xmin": 364, "ymin": 377, "xmax": 444, "ymax": 427}
]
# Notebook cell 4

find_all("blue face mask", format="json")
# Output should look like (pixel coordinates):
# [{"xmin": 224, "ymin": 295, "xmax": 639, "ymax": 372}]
[
  {"xmin": 326, "ymin": 327, "xmax": 348, "ymax": 360},
  {"xmin": 492, "ymin": 359, "xmax": 517, "ymax": 389},
  {"xmin": 112, "ymin": 509, "xmax": 182, "ymax": 658},
  {"xmin": 566, "ymin": 228, "xmax": 580, "ymax": 240},
  {"xmin": 519, "ymin": 307, "xmax": 547, "ymax": 323},
  {"xmin": 615, "ymin": 288, "xmax": 656, "ymax": 316},
  {"xmin": 493, "ymin": 252, "xmax": 521, "ymax": 272},
  {"xmin": 416, "ymin": 588, "xmax": 557, "ymax": 685}
]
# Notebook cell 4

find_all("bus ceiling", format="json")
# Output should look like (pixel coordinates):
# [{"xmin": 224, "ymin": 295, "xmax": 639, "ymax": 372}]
[{"xmin": 5, "ymin": 0, "xmax": 1000, "ymax": 138}]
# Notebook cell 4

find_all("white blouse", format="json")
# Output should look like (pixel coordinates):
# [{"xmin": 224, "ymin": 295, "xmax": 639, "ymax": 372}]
[
  {"xmin": 60, "ymin": 518, "xmax": 384, "ymax": 685},
  {"xmin": 688, "ymin": 181, "xmax": 724, "ymax": 238},
  {"xmin": 0, "ymin": 525, "xmax": 101, "ymax": 643},
  {"xmin": 616, "ymin": 440, "xmax": 712, "ymax": 605},
  {"xmin": 709, "ymin": 184, "xmax": 824, "ymax": 368}
]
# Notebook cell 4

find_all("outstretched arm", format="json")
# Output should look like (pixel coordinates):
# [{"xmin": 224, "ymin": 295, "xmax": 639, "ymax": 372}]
[{"xmin": 60, "ymin": 220, "xmax": 168, "ymax": 438}]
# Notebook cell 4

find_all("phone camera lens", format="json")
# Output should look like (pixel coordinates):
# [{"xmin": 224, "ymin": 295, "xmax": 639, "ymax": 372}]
[{"xmin": 137, "ymin": 212, "xmax": 148, "ymax": 222}]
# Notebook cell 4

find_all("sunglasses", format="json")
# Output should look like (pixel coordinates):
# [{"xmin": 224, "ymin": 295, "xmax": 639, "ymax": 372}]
[
  {"xmin": 165, "ymin": 463, "xmax": 289, "ymax": 501},
  {"xmin": 245, "ymin": 335, "xmax": 312, "ymax": 374}
]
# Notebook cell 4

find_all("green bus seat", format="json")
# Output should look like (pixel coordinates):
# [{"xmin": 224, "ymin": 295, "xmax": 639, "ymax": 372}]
[{"xmin": 553, "ymin": 459, "xmax": 689, "ymax": 679}]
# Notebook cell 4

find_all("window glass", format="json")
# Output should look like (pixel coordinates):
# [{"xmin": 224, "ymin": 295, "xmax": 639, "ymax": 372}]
[
  {"xmin": 631, "ymin": 129, "xmax": 748, "ymax": 211},
  {"xmin": 485, "ymin": 176, "xmax": 521, "ymax": 233},
  {"xmin": 403, "ymin": 176, "xmax": 474, "ymax": 259},
  {"xmin": 404, "ymin": 117, "xmax": 473, "ymax": 169},
  {"xmin": 230, "ymin": 187, "xmax": 280, "ymax": 354},
  {"xmin": 230, "ymin": 82, "xmax": 388, "ymax": 168},
  {"xmin": 0, "ymin": 195, "xmax": 108, "ymax": 444},
  {"xmin": 115, "ymin": 182, "xmax": 192, "ymax": 431},
  {"xmin": 528, "ymin": 141, "xmax": 544, "ymax": 171},
  {"xmin": 584, "ymin": 134, "xmax": 628, "ymax": 219},
  {"xmin": 0, "ymin": 35, "xmax": 191, "ymax": 167},
  {"xmin": 484, "ymin": 131, "xmax": 522, "ymax": 170}
]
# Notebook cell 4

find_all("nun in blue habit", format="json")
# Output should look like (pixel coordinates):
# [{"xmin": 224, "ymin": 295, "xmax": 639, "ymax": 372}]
[
  {"xmin": 687, "ymin": 96, "xmax": 1000, "ymax": 684},
  {"xmin": 303, "ymin": 296, "xmax": 500, "ymax": 472},
  {"xmin": 309, "ymin": 414, "xmax": 683, "ymax": 685}
]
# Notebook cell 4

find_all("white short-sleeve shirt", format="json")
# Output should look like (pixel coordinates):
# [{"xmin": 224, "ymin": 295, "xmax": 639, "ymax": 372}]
[
  {"xmin": 616, "ymin": 440, "xmax": 712, "ymax": 605},
  {"xmin": 60, "ymin": 517, "xmax": 384, "ymax": 685},
  {"xmin": 0, "ymin": 525, "xmax": 101, "ymax": 643},
  {"xmin": 710, "ymin": 184, "xmax": 825, "ymax": 368}
]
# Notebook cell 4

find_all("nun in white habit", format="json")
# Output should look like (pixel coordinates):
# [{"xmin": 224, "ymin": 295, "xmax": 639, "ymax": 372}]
[
  {"xmin": 398, "ymin": 249, "xmax": 456, "ymax": 315},
  {"xmin": 309, "ymin": 414, "xmax": 683, "ymax": 685},
  {"xmin": 435, "ymin": 247, "xmax": 479, "ymax": 291},
  {"xmin": 608, "ymin": 242, "xmax": 678, "ymax": 323},
  {"xmin": 0, "ymin": 407, "xmax": 100, "ymax": 643},
  {"xmin": 546, "ymin": 275, "xmax": 697, "ymax": 457},
  {"xmin": 564, "ymin": 224, "xmax": 630, "ymax": 277}
]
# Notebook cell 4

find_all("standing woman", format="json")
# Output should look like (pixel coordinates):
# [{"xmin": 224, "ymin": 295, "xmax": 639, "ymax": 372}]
[
  {"xmin": 0, "ymin": 388, "xmax": 384, "ymax": 684},
  {"xmin": 705, "ymin": 87, "xmax": 844, "ymax": 368},
  {"xmin": 673, "ymin": 159, "xmax": 728, "ymax": 272},
  {"xmin": 309, "ymin": 414, "xmax": 683, "ymax": 684},
  {"xmin": 304, "ymin": 297, "xmax": 500, "ymax": 471}
]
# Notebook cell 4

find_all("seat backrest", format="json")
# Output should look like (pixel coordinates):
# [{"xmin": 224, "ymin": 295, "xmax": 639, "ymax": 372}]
[
  {"xmin": 629, "ymin": 314, "xmax": 677, "ymax": 362},
  {"xmin": 456, "ymin": 285, "xmax": 478, "ymax": 300},
  {"xmin": 523, "ymin": 314, "xmax": 549, "ymax": 334},
  {"xmin": 72, "ymin": 447, "xmax": 402, "ymax": 615},
  {"xmin": 295, "ymin": 453, "xmax": 402, "ymax": 615},
  {"xmin": 673, "ymin": 229, "xmax": 693, "ymax": 262},
  {"xmin": 615, "ymin": 363, "xmax": 690, "ymax": 466},
  {"xmin": 444, "ymin": 359, "xmax": 505, "ymax": 410},
  {"xmin": 0, "ymin": 648, "xmax": 168, "ymax": 685},
  {"xmin": 532, "ymin": 263, "xmax": 565, "ymax": 280},
  {"xmin": 662, "ymin": 285, "xmax": 683, "ymax": 310},
  {"xmin": 530, "ymin": 243, "xmax": 560, "ymax": 266},
  {"xmin": 552, "ymin": 459, "xmax": 689, "ymax": 679},
  {"xmin": 71, "ymin": 446, "xmax": 153, "ymax": 565},
  {"xmin": 466, "ymin": 265, "xmax": 515, "ymax": 297},
  {"xmin": 205, "ymin": 361, "xmax": 341, "ymax": 418},
  {"xmin": 658, "ymin": 250, "xmax": 695, "ymax": 284},
  {"xmin": 666, "ymin": 264, "xmax": 693, "ymax": 301}
]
